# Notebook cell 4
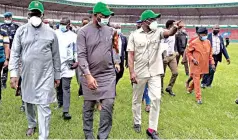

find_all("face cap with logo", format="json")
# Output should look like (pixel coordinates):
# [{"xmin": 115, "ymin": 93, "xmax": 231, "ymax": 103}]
[
  {"xmin": 140, "ymin": 10, "xmax": 161, "ymax": 21},
  {"xmin": 28, "ymin": 1, "xmax": 44, "ymax": 13},
  {"xmin": 93, "ymin": 2, "xmax": 114, "ymax": 16}
]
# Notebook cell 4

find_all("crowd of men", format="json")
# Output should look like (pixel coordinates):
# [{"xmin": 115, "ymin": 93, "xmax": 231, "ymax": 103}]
[{"xmin": 0, "ymin": 0, "xmax": 236, "ymax": 139}]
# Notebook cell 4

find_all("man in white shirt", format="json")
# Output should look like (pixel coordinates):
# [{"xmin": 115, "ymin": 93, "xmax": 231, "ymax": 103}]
[
  {"xmin": 161, "ymin": 20, "xmax": 179, "ymax": 96},
  {"xmin": 201, "ymin": 24, "xmax": 230, "ymax": 88},
  {"xmin": 55, "ymin": 17, "xmax": 78, "ymax": 120}
]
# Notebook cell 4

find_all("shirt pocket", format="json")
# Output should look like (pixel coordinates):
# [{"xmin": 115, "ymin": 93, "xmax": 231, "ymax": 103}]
[
  {"xmin": 37, "ymin": 39, "xmax": 52, "ymax": 55},
  {"xmin": 135, "ymin": 42, "xmax": 146, "ymax": 54},
  {"xmin": 151, "ymin": 40, "xmax": 160, "ymax": 50}
]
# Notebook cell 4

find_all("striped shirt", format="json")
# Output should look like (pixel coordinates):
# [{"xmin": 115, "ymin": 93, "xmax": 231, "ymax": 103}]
[{"xmin": 0, "ymin": 28, "xmax": 9, "ymax": 63}]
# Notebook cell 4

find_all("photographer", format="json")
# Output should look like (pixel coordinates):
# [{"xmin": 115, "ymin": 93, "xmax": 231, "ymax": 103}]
[{"xmin": 55, "ymin": 17, "xmax": 78, "ymax": 120}]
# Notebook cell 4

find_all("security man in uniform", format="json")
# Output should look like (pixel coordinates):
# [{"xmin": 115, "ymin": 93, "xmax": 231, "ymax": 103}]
[{"xmin": 0, "ymin": 12, "xmax": 19, "ymax": 89}]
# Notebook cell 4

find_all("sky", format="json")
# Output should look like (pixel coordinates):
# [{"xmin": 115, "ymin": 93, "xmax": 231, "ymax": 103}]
[{"xmin": 67, "ymin": 0, "xmax": 238, "ymax": 5}]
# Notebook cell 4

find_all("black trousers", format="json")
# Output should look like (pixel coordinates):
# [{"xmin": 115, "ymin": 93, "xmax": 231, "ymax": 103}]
[
  {"xmin": 56, "ymin": 79, "xmax": 63, "ymax": 106},
  {"xmin": 1, "ymin": 67, "xmax": 8, "ymax": 86},
  {"xmin": 0, "ymin": 62, "xmax": 5, "ymax": 100},
  {"xmin": 83, "ymin": 99, "xmax": 114, "ymax": 139},
  {"xmin": 78, "ymin": 84, "xmax": 83, "ymax": 96}
]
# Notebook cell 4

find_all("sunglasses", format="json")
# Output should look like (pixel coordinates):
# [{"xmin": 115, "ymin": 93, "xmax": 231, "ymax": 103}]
[{"xmin": 28, "ymin": 12, "xmax": 42, "ymax": 18}]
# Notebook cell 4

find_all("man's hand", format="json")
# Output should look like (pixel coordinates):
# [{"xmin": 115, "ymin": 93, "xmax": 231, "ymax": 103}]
[
  {"xmin": 54, "ymin": 80, "xmax": 60, "ymax": 88},
  {"xmin": 85, "ymin": 74, "xmax": 98, "ymax": 90},
  {"xmin": 211, "ymin": 64, "xmax": 216, "ymax": 71},
  {"xmin": 227, "ymin": 59, "xmax": 231, "ymax": 65},
  {"xmin": 115, "ymin": 64, "xmax": 120, "ymax": 73},
  {"xmin": 70, "ymin": 62, "xmax": 79, "ymax": 69},
  {"xmin": 192, "ymin": 59, "xmax": 198, "ymax": 65},
  {"xmin": 174, "ymin": 20, "xmax": 185, "ymax": 29},
  {"xmin": 10, "ymin": 77, "xmax": 18, "ymax": 89},
  {"xmin": 130, "ymin": 71, "xmax": 138, "ymax": 84},
  {"xmin": 3, "ymin": 60, "xmax": 9, "ymax": 68}
]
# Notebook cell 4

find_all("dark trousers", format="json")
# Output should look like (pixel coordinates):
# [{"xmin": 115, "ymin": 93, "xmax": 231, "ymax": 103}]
[
  {"xmin": 1, "ymin": 67, "xmax": 8, "ymax": 86},
  {"xmin": 17, "ymin": 77, "xmax": 25, "ymax": 106},
  {"xmin": 78, "ymin": 84, "xmax": 83, "ymax": 96},
  {"xmin": 116, "ymin": 68, "xmax": 124, "ymax": 84},
  {"xmin": 0, "ymin": 62, "xmax": 4, "ymax": 100},
  {"xmin": 56, "ymin": 77, "xmax": 72, "ymax": 112},
  {"xmin": 176, "ymin": 51, "xmax": 189, "ymax": 75},
  {"xmin": 201, "ymin": 61, "xmax": 218, "ymax": 86},
  {"xmin": 83, "ymin": 98, "xmax": 114, "ymax": 139}
]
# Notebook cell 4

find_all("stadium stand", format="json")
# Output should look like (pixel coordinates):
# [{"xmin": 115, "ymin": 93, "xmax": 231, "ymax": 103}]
[{"xmin": 0, "ymin": 0, "xmax": 238, "ymax": 41}]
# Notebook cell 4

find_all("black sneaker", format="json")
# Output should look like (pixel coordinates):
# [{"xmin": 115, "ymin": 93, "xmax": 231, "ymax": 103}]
[
  {"xmin": 201, "ymin": 84, "xmax": 206, "ymax": 89},
  {"xmin": 62, "ymin": 112, "xmax": 72, "ymax": 120},
  {"xmin": 26, "ymin": 127, "xmax": 36, "ymax": 137},
  {"xmin": 197, "ymin": 100, "xmax": 202, "ymax": 104},
  {"xmin": 58, "ymin": 103, "xmax": 63, "ymax": 108},
  {"xmin": 1, "ymin": 84, "xmax": 6, "ymax": 89},
  {"xmin": 146, "ymin": 129, "xmax": 159, "ymax": 139},
  {"xmin": 235, "ymin": 99, "xmax": 238, "ymax": 104},
  {"xmin": 20, "ymin": 105, "xmax": 25, "ymax": 112},
  {"xmin": 133, "ymin": 124, "xmax": 141, "ymax": 133},
  {"xmin": 165, "ymin": 88, "xmax": 175, "ymax": 96}
]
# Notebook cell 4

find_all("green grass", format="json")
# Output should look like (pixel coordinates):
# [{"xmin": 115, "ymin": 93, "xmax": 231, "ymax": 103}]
[{"xmin": 0, "ymin": 44, "xmax": 238, "ymax": 139}]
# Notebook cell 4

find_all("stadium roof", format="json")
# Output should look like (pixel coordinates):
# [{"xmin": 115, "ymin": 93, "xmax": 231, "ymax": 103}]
[{"xmin": 1, "ymin": 0, "xmax": 238, "ymax": 16}]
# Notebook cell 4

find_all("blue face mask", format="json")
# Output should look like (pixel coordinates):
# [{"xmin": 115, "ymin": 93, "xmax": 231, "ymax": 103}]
[
  {"xmin": 60, "ymin": 25, "xmax": 68, "ymax": 32},
  {"xmin": 200, "ymin": 36, "xmax": 208, "ymax": 41}
]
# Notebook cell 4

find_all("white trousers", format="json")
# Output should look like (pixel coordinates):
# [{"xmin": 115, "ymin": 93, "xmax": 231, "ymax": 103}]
[
  {"xmin": 25, "ymin": 103, "xmax": 51, "ymax": 140},
  {"xmin": 132, "ymin": 75, "xmax": 161, "ymax": 130}
]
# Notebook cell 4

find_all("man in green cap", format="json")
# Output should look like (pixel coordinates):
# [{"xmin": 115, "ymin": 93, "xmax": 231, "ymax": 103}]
[
  {"xmin": 9, "ymin": 1, "xmax": 61, "ymax": 139},
  {"xmin": 77, "ymin": 2, "xmax": 120, "ymax": 139},
  {"xmin": 127, "ymin": 10, "xmax": 184, "ymax": 139}
]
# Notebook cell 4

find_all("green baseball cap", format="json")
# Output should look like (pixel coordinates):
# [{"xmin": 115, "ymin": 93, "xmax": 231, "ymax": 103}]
[
  {"xmin": 140, "ymin": 10, "xmax": 161, "ymax": 21},
  {"xmin": 28, "ymin": 1, "xmax": 44, "ymax": 13},
  {"xmin": 93, "ymin": 2, "xmax": 114, "ymax": 16}
]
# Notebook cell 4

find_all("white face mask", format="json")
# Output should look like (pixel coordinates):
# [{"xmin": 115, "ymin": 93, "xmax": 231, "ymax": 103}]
[
  {"xmin": 4, "ymin": 20, "xmax": 12, "ymax": 24},
  {"xmin": 117, "ymin": 29, "xmax": 121, "ymax": 34},
  {"xmin": 98, "ymin": 18, "xmax": 109, "ymax": 26},
  {"xmin": 149, "ymin": 21, "xmax": 158, "ymax": 31},
  {"xmin": 29, "ymin": 16, "xmax": 42, "ymax": 27},
  {"xmin": 181, "ymin": 29, "xmax": 186, "ymax": 33}
]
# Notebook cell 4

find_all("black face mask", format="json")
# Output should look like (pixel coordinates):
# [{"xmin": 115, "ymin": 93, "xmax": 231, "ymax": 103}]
[{"xmin": 213, "ymin": 30, "xmax": 219, "ymax": 35}]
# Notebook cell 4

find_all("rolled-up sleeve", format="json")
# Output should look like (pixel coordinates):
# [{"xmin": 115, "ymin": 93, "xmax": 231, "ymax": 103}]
[
  {"xmin": 9, "ymin": 28, "xmax": 21, "ymax": 77},
  {"xmin": 52, "ymin": 33, "xmax": 61, "ymax": 80},
  {"xmin": 77, "ymin": 30, "xmax": 91, "ymax": 75},
  {"xmin": 1, "ymin": 29, "xmax": 9, "ymax": 44}
]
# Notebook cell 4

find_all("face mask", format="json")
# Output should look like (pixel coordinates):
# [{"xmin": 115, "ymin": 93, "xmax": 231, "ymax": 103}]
[
  {"xmin": 4, "ymin": 20, "xmax": 12, "ymax": 24},
  {"xmin": 60, "ymin": 25, "xmax": 68, "ymax": 32},
  {"xmin": 181, "ymin": 29, "xmax": 186, "ymax": 33},
  {"xmin": 117, "ymin": 29, "xmax": 121, "ymax": 34},
  {"xmin": 98, "ymin": 18, "xmax": 109, "ymax": 26},
  {"xmin": 213, "ymin": 30, "xmax": 219, "ymax": 35},
  {"xmin": 149, "ymin": 21, "xmax": 158, "ymax": 31},
  {"xmin": 200, "ymin": 35, "xmax": 208, "ymax": 41},
  {"xmin": 29, "ymin": 16, "xmax": 42, "ymax": 27}
]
